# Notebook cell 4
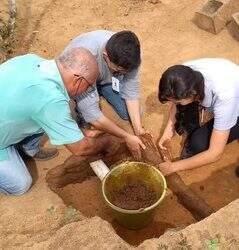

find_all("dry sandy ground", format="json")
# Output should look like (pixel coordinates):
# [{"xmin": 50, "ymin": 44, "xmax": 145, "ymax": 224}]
[{"xmin": 0, "ymin": 0, "xmax": 239, "ymax": 248}]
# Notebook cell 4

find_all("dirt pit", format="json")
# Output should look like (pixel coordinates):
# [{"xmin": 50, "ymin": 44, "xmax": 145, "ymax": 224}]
[
  {"xmin": 52, "ymin": 176, "xmax": 193, "ymax": 246},
  {"xmin": 47, "ymin": 150, "xmax": 239, "ymax": 246},
  {"xmin": 108, "ymin": 180, "xmax": 158, "ymax": 210}
]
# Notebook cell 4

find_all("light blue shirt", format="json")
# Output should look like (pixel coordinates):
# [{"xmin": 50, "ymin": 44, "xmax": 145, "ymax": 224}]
[{"xmin": 0, "ymin": 54, "xmax": 83, "ymax": 161}]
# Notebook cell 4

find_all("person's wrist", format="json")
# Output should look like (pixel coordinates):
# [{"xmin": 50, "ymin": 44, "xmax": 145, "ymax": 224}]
[
  {"xmin": 134, "ymin": 127, "xmax": 144, "ymax": 136},
  {"xmin": 123, "ymin": 133, "xmax": 131, "ymax": 141},
  {"xmin": 165, "ymin": 126, "xmax": 173, "ymax": 134},
  {"xmin": 162, "ymin": 133, "xmax": 170, "ymax": 141},
  {"xmin": 164, "ymin": 129, "xmax": 174, "ymax": 140},
  {"xmin": 171, "ymin": 161, "xmax": 180, "ymax": 173}
]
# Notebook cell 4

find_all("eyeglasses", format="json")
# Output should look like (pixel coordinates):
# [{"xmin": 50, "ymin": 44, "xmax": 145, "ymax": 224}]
[
  {"xmin": 111, "ymin": 63, "xmax": 128, "ymax": 75},
  {"xmin": 104, "ymin": 56, "xmax": 127, "ymax": 75},
  {"xmin": 114, "ymin": 68, "xmax": 128, "ymax": 75},
  {"xmin": 74, "ymin": 74, "xmax": 95, "ymax": 92}
]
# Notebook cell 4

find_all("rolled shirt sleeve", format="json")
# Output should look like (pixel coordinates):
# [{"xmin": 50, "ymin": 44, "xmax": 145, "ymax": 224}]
[
  {"xmin": 75, "ymin": 87, "xmax": 103, "ymax": 123},
  {"xmin": 213, "ymin": 98, "xmax": 239, "ymax": 130},
  {"xmin": 120, "ymin": 68, "xmax": 140, "ymax": 100},
  {"xmin": 32, "ymin": 100, "xmax": 84, "ymax": 145}
]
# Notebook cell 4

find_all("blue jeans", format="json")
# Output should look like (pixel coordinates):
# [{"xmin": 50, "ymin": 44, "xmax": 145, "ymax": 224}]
[
  {"xmin": 97, "ymin": 83, "xmax": 130, "ymax": 121},
  {"xmin": 0, "ymin": 133, "xmax": 42, "ymax": 195}
]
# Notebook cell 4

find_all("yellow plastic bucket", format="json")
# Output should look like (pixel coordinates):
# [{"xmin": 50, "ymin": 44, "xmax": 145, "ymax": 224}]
[{"xmin": 101, "ymin": 161, "xmax": 167, "ymax": 230}]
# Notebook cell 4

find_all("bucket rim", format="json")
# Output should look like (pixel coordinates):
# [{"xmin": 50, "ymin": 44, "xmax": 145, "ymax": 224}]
[{"xmin": 101, "ymin": 161, "xmax": 167, "ymax": 214}]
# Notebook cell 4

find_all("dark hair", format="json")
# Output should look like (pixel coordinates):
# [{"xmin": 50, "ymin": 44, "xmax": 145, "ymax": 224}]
[
  {"xmin": 158, "ymin": 65, "xmax": 205, "ymax": 103},
  {"xmin": 105, "ymin": 30, "xmax": 141, "ymax": 71}
]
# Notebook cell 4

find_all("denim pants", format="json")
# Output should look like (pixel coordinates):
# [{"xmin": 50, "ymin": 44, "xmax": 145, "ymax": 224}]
[
  {"xmin": 0, "ymin": 133, "xmax": 42, "ymax": 195},
  {"xmin": 97, "ymin": 83, "xmax": 130, "ymax": 121}
]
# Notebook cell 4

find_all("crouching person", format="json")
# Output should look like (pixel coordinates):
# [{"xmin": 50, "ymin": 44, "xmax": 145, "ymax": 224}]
[
  {"xmin": 157, "ymin": 58, "xmax": 239, "ymax": 175},
  {"xmin": 0, "ymin": 48, "xmax": 114, "ymax": 195}
]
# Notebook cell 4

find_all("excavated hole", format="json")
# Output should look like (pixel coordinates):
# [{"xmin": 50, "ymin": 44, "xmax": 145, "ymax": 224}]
[{"xmin": 46, "ymin": 156, "xmax": 239, "ymax": 246}]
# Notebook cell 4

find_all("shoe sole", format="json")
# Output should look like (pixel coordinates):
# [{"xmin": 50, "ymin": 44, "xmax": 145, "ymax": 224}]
[{"xmin": 33, "ymin": 151, "xmax": 59, "ymax": 161}]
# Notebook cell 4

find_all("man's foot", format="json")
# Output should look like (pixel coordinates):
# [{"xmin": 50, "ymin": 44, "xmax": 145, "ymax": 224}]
[{"xmin": 33, "ymin": 148, "xmax": 59, "ymax": 161}]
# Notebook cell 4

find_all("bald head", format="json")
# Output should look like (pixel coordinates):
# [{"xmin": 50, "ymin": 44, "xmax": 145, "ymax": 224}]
[{"xmin": 57, "ymin": 47, "xmax": 99, "ymax": 84}]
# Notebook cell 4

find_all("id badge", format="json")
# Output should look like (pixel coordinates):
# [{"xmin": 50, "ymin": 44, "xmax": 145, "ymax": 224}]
[{"xmin": 112, "ymin": 77, "xmax": 120, "ymax": 92}]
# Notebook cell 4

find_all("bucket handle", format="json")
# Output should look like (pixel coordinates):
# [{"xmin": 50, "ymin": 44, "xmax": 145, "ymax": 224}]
[{"xmin": 90, "ymin": 160, "xmax": 110, "ymax": 181}]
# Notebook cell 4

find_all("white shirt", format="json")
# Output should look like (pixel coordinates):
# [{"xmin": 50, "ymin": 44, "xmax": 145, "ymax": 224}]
[{"xmin": 184, "ymin": 58, "xmax": 239, "ymax": 130}]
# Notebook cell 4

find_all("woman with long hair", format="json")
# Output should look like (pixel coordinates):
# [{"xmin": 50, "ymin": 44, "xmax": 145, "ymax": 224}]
[{"xmin": 157, "ymin": 58, "xmax": 239, "ymax": 175}]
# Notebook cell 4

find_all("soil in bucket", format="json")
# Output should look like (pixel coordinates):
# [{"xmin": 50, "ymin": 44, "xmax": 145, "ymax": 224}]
[{"xmin": 109, "ymin": 180, "xmax": 158, "ymax": 210}]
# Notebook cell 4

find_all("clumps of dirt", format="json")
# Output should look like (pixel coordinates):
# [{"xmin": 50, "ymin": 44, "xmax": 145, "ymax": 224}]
[
  {"xmin": 139, "ymin": 134, "xmax": 163, "ymax": 165},
  {"xmin": 109, "ymin": 180, "xmax": 158, "ymax": 210}
]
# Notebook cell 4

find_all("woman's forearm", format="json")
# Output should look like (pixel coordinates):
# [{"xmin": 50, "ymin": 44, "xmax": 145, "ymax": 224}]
[
  {"xmin": 164, "ymin": 102, "xmax": 177, "ymax": 133},
  {"xmin": 172, "ymin": 149, "xmax": 222, "ymax": 172}
]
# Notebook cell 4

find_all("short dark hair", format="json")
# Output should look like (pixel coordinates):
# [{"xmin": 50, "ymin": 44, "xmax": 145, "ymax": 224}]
[
  {"xmin": 105, "ymin": 30, "xmax": 141, "ymax": 71},
  {"xmin": 158, "ymin": 65, "xmax": 205, "ymax": 103}
]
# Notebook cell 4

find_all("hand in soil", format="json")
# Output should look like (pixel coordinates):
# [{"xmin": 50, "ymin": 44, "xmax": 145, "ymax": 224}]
[
  {"xmin": 157, "ymin": 128, "xmax": 174, "ymax": 150},
  {"xmin": 139, "ymin": 134, "xmax": 173, "ymax": 171},
  {"xmin": 125, "ymin": 134, "xmax": 145, "ymax": 161},
  {"xmin": 158, "ymin": 161, "xmax": 175, "ymax": 176},
  {"xmin": 139, "ymin": 133, "xmax": 163, "ymax": 165},
  {"xmin": 160, "ymin": 140, "xmax": 173, "ymax": 162},
  {"xmin": 135, "ymin": 126, "xmax": 145, "ymax": 136}
]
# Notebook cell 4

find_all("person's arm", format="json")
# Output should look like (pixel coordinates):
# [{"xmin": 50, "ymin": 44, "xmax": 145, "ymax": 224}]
[
  {"xmin": 126, "ymin": 99, "xmax": 144, "ymax": 135},
  {"xmin": 158, "ymin": 102, "xmax": 177, "ymax": 149},
  {"xmin": 65, "ymin": 136, "xmax": 109, "ymax": 156},
  {"xmin": 76, "ymin": 88, "xmax": 145, "ymax": 159},
  {"xmin": 92, "ymin": 115, "xmax": 145, "ymax": 160},
  {"xmin": 159, "ymin": 129, "xmax": 229, "ymax": 175},
  {"xmin": 92, "ymin": 114, "xmax": 132, "ymax": 138},
  {"xmin": 121, "ymin": 68, "xmax": 144, "ymax": 135}
]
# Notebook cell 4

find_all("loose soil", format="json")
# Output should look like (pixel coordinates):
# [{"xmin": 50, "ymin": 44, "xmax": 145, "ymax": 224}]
[{"xmin": 109, "ymin": 180, "xmax": 158, "ymax": 210}]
